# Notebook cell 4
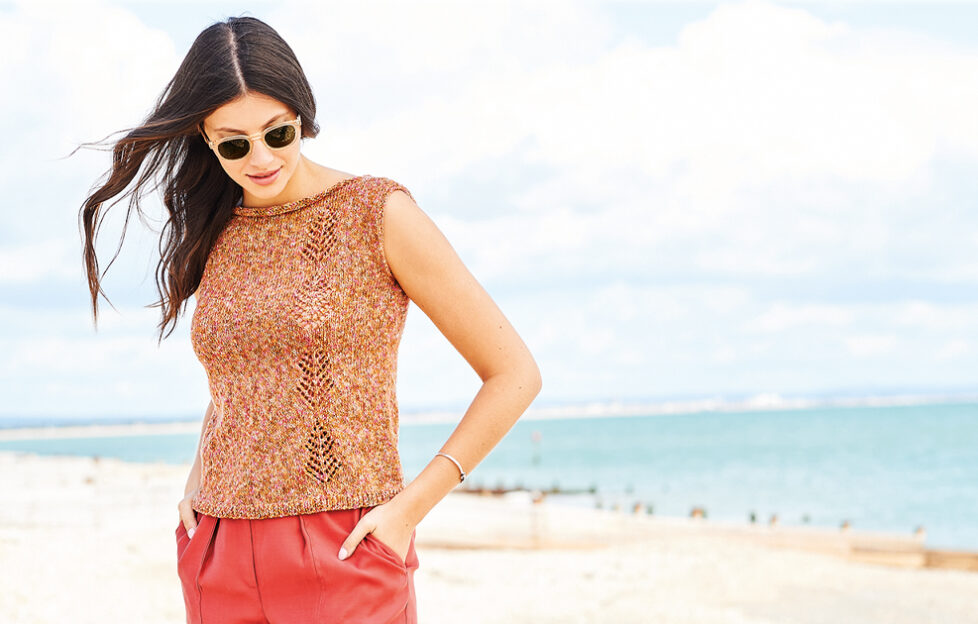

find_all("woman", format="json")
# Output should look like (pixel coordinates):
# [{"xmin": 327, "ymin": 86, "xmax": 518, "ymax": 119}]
[{"xmin": 76, "ymin": 15, "xmax": 541, "ymax": 624}]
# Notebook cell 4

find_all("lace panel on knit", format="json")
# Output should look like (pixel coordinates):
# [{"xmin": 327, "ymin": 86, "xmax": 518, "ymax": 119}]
[
  {"xmin": 297, "ymin": 210, "xmax": 343, "ymax": 486},
  {"xmin": 304, "ymin": 416, "xmax": 343, "ymax": 485},
  {"xmin": 297, "ymin": 349, "xmax": 342, "ymax": 484}
]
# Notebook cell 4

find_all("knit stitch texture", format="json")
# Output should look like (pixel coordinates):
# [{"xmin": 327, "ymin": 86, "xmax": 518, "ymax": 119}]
[{"xmin": 190, "ymin": 174, "xmax": 413, "ymax": 518}]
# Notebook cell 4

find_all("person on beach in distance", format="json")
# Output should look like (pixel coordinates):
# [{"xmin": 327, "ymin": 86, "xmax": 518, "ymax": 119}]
[{"xmin": 75, "ymin": 15, "xmax": 541, "ymax": 623}]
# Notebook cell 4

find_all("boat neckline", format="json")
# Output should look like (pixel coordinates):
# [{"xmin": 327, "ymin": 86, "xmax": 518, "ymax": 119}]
[{"xmin": 232, "ymin": 175, "xmax": 363, "ymax": 217}]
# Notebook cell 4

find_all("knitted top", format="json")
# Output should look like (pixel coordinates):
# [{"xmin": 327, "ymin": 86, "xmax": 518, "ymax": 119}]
[{"xmin": 189, "ymin": 174, "xmax": 413, "ymax": 519}]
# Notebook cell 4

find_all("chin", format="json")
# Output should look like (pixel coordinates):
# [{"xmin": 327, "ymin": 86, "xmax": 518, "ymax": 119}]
[{"xmin": 247, "ymin": 178, "xmax": 281, "ymax": 191}]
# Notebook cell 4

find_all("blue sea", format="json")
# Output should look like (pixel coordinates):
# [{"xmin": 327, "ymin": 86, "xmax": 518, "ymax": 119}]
[{"xmin": 2, "ymin": 402, "xmax": 976, "ymax": 551}]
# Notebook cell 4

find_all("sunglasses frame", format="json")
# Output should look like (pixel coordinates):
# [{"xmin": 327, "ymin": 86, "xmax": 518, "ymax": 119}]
[{"xmin": 202, "ymin": 115, "xmax": 302, "ymax": 160}]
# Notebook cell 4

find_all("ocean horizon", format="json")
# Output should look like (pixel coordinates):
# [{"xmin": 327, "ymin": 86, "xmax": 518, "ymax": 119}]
[{"xmin": 1, "ymin": 400, "xmax": 975, "ymax": 553}]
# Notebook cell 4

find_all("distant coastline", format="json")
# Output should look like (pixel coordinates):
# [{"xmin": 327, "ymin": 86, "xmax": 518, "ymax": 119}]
[
  {"xmin": 2, "ymin": 401, "xmax": 974, "ymax": 552},
  {"xmin": 522, "ymin": 390, "xmax": 978, "ymax": 420},
  {"xmin": 0, "ymin": 391, "xmax": 975, "ymax": 437}
]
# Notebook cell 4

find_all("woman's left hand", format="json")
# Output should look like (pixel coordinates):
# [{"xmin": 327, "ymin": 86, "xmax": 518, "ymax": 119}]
[{"xmin": 338, "ymin": 500, "xmax": 415, "ymax": 565}]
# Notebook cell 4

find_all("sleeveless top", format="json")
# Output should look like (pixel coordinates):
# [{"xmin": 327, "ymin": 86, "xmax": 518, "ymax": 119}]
[{"xmin": 189, "ymin": 174, "xmax": 413, "ymax": 518}]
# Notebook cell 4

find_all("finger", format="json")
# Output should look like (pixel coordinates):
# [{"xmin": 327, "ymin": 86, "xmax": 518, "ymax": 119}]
[
  {"xmin": 338, "ymin": 521, "xmax": 371, "ymax": 560},
  {"xmin": 179, "ymin": 505, "xmax": 198, "ymax": 538}
]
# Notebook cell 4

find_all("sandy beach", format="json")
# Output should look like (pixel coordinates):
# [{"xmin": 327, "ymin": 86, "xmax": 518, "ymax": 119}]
[{"xmin": 1, "ymin": 450, "xmax": 976, "ymax": 624}]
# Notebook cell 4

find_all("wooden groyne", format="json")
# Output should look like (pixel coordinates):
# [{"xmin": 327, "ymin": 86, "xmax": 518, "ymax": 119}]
[{"xmin": 453, "ymin": 481, "xmax": 978, "ymax": 573}]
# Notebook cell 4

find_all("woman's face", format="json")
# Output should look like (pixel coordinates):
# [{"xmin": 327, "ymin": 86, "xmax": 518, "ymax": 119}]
[{"xmin": 200, "ymin": 92, "xmax": 303, "ymax": 205}]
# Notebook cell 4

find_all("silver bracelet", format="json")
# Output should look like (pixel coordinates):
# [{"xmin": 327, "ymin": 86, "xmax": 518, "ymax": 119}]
[{"xmin": 435, "ymin": 452, "xmax": 466, "ymax": 483}]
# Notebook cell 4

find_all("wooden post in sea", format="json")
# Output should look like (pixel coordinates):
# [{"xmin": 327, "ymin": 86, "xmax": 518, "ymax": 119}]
[
  {"xmin": 531, "ymin": 430, "xmax": 542, "ymax": 465},
  {"xmin": 530, "ymin": 488, "xmax": 545, "ymax": 548}
]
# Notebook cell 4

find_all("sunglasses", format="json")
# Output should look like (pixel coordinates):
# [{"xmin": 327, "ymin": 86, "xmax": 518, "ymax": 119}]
[{"xmin": 203, "ymin": 115, "xmax": 302, "ymax": 160}]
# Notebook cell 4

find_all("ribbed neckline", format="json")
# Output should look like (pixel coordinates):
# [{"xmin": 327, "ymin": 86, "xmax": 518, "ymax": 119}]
[{"xmin": 232, "ymin": 175, "xmax": 363, "ymax": 217}]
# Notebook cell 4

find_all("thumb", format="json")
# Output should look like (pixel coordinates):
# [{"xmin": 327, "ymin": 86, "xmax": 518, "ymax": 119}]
[
  {"xmin": 338, "ymin": 521, "xmax": 371, "ymax": 561},
  {"xmin": 179, "ymin": 501, "xmax": 199, "ymax": 539},
  {"xmin": 183, "ymin": 519, "xmax": 197, "ymax": 539}
]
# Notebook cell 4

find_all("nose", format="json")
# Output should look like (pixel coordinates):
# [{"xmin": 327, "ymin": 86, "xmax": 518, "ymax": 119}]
[{"xmin": 247, "ymin": 136, "xmax": 276, "ymax": 168}]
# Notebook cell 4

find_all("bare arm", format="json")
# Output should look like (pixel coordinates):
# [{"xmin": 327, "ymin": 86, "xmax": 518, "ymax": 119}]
[
  {"xmin": 383, "ymin": 190, "xmax": 543, "ymax": 526},
  {"xmin": 184, "ymin": 399, "xmax": 214, "ymax": 497},
  {"xmin": 177, "ymin": 399, "xmax": 214, "ymax": 533}
]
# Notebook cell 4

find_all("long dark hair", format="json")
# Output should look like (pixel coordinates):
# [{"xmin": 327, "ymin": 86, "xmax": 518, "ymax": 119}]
[{"xmin": 74, "ymin": 15, "xmax": 320, "ymax": 344}]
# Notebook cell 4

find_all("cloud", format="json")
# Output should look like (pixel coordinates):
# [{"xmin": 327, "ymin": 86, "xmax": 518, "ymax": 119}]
[
  {"xmin": 260, "ymin": 0, "xmax": 978, "ymax": 291},
  {"xmin": 935, "ymin": 339, "xmax": 969, "ymax": 361},
  {"xmin": 0, "ymin": 304, "xmax": 207, "ymax": 416},
  {"xmin": 285, "ymin": 0, "xmax": 978, "ymax": 199},
  {"xmin": 2, "ymin": 0, "xmax": 978, "ymax": 416},
  {"xmin": 0, "ymin": 240, "xmax": 80, "ymax": 284},
  {"xmin": 1, "ymin": 0, "xmax": 177, "ymax": 155},
  {"xmin": 845, "ymin": 333, "xmax": 898, "ymax": 357},
  {"xmin": 895, "ymin": 301, "xmax": 978, "ymax": 330},
  {"xmin": 0, "ymin": 0, "xmax": 178, "ymax": 286},
  {"xmin": 745, "ymin": 303, "xmax": 854, "ymax": 333}
]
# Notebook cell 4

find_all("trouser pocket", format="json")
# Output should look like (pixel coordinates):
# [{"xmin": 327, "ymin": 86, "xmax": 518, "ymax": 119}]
[{"xmin": 175, "ymin": 511, "xmax": 212, "ymax": 624}]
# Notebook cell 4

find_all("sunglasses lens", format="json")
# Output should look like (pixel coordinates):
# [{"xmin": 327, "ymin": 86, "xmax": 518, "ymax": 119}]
[
  {"xmin": 218, "ymin": 138, "xmax": 250, "ymax": 160},
  {"xmin": 265, "ymin": 124, "xmax": 297, "ymax": 149}
]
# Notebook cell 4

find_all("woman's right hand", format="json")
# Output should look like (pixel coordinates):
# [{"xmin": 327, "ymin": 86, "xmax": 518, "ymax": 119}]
[{"xmin": 178, "ymin": 487, "xmax": 200, "ymax": 538}]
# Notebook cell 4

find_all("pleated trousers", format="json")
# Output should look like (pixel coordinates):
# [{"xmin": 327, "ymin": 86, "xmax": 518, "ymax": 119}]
[{"xmin": 175, "ymin": 505, "xmax": 419, "ymax": 624}]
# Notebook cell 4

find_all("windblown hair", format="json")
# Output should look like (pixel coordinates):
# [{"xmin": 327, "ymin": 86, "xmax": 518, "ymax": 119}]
[{"xmin": 74, "ymin": 15, "xmax": 320, "ymax": 344}]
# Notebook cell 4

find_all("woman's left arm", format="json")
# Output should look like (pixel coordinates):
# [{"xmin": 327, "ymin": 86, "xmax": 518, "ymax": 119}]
[
  {"xmin": 339, "ymin": 189, "xmax": 542, "ymax": 563},
  {"xmin": 383, "ymin": 189, "xmax": 543, "ymax": 525}
]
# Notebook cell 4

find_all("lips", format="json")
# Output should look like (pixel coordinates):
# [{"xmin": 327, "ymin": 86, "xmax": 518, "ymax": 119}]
[{"xmin": 247, "ymin": 167, "xmax": 282, "ymax": 186}]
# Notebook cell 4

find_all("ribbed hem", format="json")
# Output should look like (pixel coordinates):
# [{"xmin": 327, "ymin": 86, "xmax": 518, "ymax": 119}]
[{"xmin": 191, "ymin": 485, "xmax": 406, "ymax": 519}]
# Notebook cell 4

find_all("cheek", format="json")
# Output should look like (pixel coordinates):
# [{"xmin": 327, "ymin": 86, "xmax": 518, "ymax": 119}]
[
  {"xmin": 278, "ymin": 147, "xmax": 301, "ymax": 179},
  {"xmin": 286, "ymin": 144, "xmax": 302, "ymax": 169},
  {"xmin": 219, "ymin": 161, "xmax": 245, "ymax": 183}
]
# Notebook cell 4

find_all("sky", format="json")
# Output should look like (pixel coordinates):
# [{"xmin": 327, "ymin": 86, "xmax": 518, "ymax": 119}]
[{"xmin": 0, "ymin": 0, "xmax": 976, "ymax": 419}]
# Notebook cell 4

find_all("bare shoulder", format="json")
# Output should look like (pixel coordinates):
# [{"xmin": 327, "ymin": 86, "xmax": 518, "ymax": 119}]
[
  {"xmin": 383, "ymin": 188, "xmax": 442, "ymax": 247},
  {"xmin": 381, "ymin": 186, "xmax": 464, "ymax": 289},
  {"xmin": 385, "ymin": 188, "xmax": 420, "ymax": 212},
  {"xmin": 379, "ymin": 186, "xmax": 539, "ymax": 385}
]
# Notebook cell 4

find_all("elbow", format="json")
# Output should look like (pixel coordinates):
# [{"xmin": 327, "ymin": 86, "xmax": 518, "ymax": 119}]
[
  {"xmin": 483, "ymin": 351, "xmax": 542, "ymax": 399},
  {"xmin": 522, "ymin": 357, "xmax": 543, "ymax": 399}
]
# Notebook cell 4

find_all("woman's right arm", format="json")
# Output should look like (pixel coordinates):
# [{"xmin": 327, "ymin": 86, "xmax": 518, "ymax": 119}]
[{"xmin": 179, "ymin": 399, "xmax": 214, "ymax": 534}]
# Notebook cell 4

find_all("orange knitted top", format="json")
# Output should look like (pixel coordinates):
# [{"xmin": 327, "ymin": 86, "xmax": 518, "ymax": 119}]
[{"xmin": 189, "ymin": 174, "xmax": 413, "ymax": 519}]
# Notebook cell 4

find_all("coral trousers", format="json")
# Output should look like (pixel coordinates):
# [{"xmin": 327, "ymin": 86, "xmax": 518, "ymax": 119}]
[{"xmin": 175, "ymin": 505, "xmax": 419, "ymax": 624}]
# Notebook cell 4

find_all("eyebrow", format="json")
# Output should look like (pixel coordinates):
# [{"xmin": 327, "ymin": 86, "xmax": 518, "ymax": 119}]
[{"xmin": 214, "ymin": 113, "xmax": 289, "ymax": 134}]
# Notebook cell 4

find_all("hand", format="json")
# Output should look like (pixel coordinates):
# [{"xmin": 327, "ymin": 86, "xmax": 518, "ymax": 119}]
[
  {"xmin": 338, "ymin": 500, "xmax": 415, "ymax": 565},
  {"xmin": 178, "ymin": 487, "xmax": 199, "ymax": 538}
]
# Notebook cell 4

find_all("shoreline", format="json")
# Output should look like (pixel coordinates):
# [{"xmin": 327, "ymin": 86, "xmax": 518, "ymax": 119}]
[
  {"xmin": 0, "ymin": 435, "xmax": 975, "ymax": 556},
  {"xmin": 0, "ymin": 421, "xmax": 204, "ymax": 440},
  {"xmin": 0, "ymin": 407, "xmax": 975, "ymax": 557},
  {"xmin": 1, "ymin": 448, "xmax": 975, "ymax": 572},
  {"xmin": 2, "ymin": 395, "xmax": 975, "ymax": 432},
  {"xmin": 0, "ymin": 440, "xmax": 974, "ymax": 555},
  {"xmin": 1, "ymin": 451, "xmax": 977, "ymax": 623}
]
